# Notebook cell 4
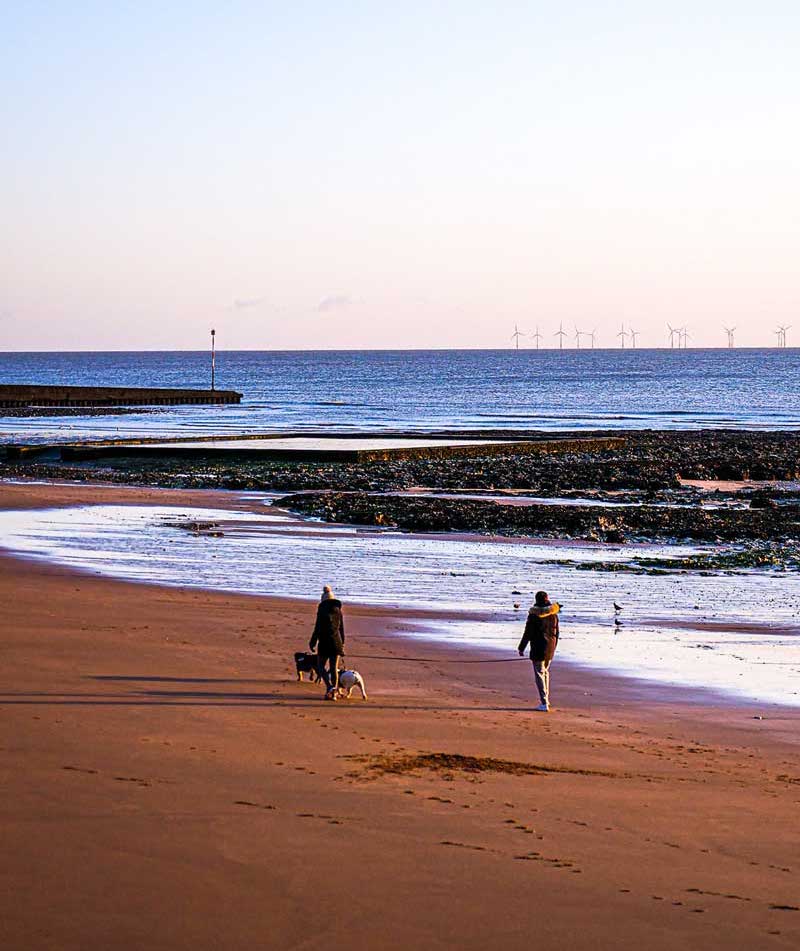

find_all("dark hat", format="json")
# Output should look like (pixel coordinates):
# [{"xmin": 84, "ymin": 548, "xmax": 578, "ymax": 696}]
[{"xmin": 534, "ymin": 590, "xmax": 550, "ymax": 606}]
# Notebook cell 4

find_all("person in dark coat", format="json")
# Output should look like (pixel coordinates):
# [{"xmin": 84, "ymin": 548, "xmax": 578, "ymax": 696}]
[
  {"xmin": 309, "ymin": 585, "xmax": 346, "ymax": 698},
  {"xmin": 517, "ymin": 590, "xmax": 560, "ymax": 711}
]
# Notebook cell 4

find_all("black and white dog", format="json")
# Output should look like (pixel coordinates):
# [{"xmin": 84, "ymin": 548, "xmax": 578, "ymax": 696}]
[
  {"xmin": 294, "ymin": 651, "xmax": 321, "ymax": 682},
  {"xmin": 337, "ymin": 669, "xmax": 368, "ymax": 700}
]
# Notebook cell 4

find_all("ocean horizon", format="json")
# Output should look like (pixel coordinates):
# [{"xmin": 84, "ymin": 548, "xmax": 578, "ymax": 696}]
[{"xmin": 2, "ymin": 348, "xmax": 799, "ymax": 442}]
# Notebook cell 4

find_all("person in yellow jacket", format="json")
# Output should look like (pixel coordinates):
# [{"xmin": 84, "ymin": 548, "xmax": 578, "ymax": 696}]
[{"xmin": 517, "ymin": 590, "xmax": 560, "ymax": 712}]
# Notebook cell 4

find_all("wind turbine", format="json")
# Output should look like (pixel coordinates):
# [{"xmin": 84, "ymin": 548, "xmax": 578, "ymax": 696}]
[
  {"xmin": 681, "ymin": 327, "xmax": 690, "ymax": 349},
  {"xmin": 588, "ymin": 328, "xmax": 597, "ymax": 349},
  {"xmin": 574, "ymin": 325, "xmax": 584, "ymax": 349},
  {"xmin": 511, "ymin": 324, "xmax": 525, "ymax": 349},
  {"xmin": 554, "ymin": 322, "xmax": 567, "ymax": 350},
  {"xmin": 617, "ymin": 323, "xmax": 628, "ymax": 349},
  {"xmin": 724, "ymin": 326, "xmax": 736, "ymax": 348},
  {"xmin": 629, "ymin": 327, "xmax": 640, "ymax": 349},
  {"xmin": 776, "ymin": 325, "xmax": 790, "ymax": 348},
  {"xmin": 667, "ymin": 324, "xmax": 679, "ymax": 349},
  {"xmin": 531, "ymin": 325, "xmax": 543, "ymax": 350}
]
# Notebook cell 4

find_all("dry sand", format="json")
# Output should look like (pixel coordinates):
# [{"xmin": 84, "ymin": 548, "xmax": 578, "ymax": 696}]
[{"xmin": 1, "ymin": 481, "xmax": 798, "ymax": 950}]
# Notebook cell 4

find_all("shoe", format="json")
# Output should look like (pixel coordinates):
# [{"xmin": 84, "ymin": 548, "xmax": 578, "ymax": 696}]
[{"xmin": 534, "ymin": 703, "xmax": 549, "ymax": 712}]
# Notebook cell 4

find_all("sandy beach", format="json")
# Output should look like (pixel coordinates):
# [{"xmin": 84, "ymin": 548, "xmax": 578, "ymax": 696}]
[
  {"xmin": 1, "ymin": 481, "xmax": 798, "ymax": 950},
  {"xmin": 8, "ymin": 2, "xmax": 800, "ymax": 945}
]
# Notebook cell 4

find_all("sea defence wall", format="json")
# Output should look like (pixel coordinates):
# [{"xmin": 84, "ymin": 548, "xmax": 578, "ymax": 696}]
[
  {"xmin": 0, "ymin": 385, "xmax": 242, "ymax": 408},
  {"xmin": 49, "ymin": 434, "xmax": 625, "ymax": 464}
]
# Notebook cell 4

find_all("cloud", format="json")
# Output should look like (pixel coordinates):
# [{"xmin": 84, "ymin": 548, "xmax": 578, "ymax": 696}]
[
  {"xmin": 317, "ymin": 295, "xmax": 355, "ymax": 313},
  {"xmin": 231, "ymin": 297, "xmax": 264, "ymax": 310}
]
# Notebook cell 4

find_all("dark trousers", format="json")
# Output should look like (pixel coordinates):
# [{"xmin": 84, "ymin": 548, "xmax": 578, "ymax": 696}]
[{"xmin": 317, "ymin": 654, "xmax": 341, "ymax": 691}]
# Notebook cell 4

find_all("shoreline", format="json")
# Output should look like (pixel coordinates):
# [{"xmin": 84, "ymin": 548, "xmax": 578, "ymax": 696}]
[
  {"xmin": 5, "ymin": 540, "xmax": 794, "ymax": 716},
  {"xmin": 1, "ymin": 481, "xmax": 797, "ymax": 725},
  {"xmin": 1, "ymin": 479, "xmax": 797, "ymax": 714},
  {"xmin": 2, "ymin": 480, "xmax": 799, "ymax": 949}
]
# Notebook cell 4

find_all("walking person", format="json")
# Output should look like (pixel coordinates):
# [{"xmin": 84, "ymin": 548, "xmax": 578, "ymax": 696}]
[
  {"xmin": 518, "ymin": 590, "xmax": 560, "ymax": 712},
  {"xmin": 309, "ymin": 585, "xmax": 346, "ymax": 700}
]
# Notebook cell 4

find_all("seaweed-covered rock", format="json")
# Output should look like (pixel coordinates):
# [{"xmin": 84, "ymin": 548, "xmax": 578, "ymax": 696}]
[
  {"xmin": 3, "ymin": 429, "xmax": 800, "ymax": 496},
  {"xmin": 277, "ymin": 491, "xmax": 800, "ymax": 543}
]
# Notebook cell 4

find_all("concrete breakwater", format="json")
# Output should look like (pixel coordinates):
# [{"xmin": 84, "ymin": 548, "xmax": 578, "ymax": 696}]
[
  {"xmin": 3, "ymin": 433, "xmax": 624, "ymax": 464},
  {"xmin": 0, "ymin": 384, "xmax": 242, "ymax": 408},
  {"xmin": 58, "ymin": 435, "xmax": 623, "ymax": 464},
  {"xmin": 4, "ymin": 430, "xmax": 800, "ymax": 494}
]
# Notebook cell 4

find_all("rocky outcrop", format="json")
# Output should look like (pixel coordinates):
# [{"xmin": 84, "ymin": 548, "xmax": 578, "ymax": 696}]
[{"xmin": 278, "ymin": 492, "xmax": 800, "ymax": 543}]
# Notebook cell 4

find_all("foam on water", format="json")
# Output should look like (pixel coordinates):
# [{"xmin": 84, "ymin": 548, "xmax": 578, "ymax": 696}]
[{"xmin": 1, "ymin": 502, "xmax": 798, "ymax": 707}]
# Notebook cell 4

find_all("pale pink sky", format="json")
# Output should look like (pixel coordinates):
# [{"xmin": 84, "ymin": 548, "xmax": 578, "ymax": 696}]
[{"xmin": 2, "ymin": 3, "xmax": 799, "ymax": 349}]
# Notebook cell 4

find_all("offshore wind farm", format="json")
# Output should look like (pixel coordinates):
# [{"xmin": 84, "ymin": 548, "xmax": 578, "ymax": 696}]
[{"xmin": 509, "ymin": 322, "xmax": 792, "ymax": 349}]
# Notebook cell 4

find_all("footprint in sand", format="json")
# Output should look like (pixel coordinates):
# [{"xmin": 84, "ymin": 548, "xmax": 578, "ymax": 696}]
[
  {"xmin": 440, "ymin": 841, "xmax": 487, "ymax": 852},
  {"xmin": 687, "ymin": 887, "xmax": 750, "ymax": 902},
  {"xmin": 114, "ymin": 776, "xmax": 151, "ymax": 787},
  {"xmin": 296, "ymin": 812, "xmax": 347, "ymax": 825}
]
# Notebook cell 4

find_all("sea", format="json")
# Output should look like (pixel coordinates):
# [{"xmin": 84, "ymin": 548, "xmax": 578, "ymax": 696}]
[
  {"xmin": 1, "ymin": 347, "xmax": 799, "ymax": 443},
  {"xmin": 2, "ymin": 348, "xmax": 799, "ymax": 707}
]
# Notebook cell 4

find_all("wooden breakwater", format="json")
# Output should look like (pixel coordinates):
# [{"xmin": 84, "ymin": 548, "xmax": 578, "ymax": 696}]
[{"xmin": 0, "ymin": 385, "xmax": 242, "ymax": 408}]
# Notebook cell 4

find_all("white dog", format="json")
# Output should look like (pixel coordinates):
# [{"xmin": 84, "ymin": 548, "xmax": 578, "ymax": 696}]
[{"xmin": 336, "ymin": 669, "xmax": 368, "ymax": 700}]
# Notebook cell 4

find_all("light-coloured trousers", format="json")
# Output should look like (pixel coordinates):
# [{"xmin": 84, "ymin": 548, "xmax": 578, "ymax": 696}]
[{"xmin": 532, "ymin": 659, "xmax": 551, "ymax": 705}]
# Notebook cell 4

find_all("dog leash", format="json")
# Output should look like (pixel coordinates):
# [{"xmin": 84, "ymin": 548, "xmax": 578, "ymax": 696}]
[{"xmin": 344, "ymin": 653, "xmax": 527, "ymax": 664}]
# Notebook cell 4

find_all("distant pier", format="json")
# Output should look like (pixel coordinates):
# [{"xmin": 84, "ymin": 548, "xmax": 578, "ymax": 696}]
[{"xmin": 0, "ymin": 385, "xmax": 242, "ymax": 408}]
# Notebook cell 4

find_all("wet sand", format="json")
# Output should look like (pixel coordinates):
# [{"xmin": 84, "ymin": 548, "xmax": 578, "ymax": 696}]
[{"xmin": 1, "ymin": 482, "xmax": 799, "ymax": 950}]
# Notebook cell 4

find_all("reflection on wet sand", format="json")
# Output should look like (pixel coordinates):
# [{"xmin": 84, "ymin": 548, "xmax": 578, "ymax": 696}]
[{"xmin": 0, "ymin": 502, "xmax": 798, "ymax": 707}]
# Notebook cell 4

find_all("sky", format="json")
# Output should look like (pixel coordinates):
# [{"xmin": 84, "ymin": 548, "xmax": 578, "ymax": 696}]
[{"xmin": 2, "ymin": 1, "xmax": 799, "ymax": 350}]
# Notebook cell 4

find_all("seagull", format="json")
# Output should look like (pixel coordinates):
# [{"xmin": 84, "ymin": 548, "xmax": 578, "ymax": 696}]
[{"xmin": 613, "ymin": 602, "xmax": 622, "ymax": 612}]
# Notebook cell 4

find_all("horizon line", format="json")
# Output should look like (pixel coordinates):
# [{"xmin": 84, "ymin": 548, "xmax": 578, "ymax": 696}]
[{"xmin": 0, "ymin": 345, "xmax": 797, "ymax": 355}]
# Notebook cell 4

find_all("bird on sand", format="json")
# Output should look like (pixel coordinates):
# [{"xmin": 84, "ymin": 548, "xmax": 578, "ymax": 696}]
[{"xmin": 613, "ymin": 601, "xmax": 622, "ymax": 612}]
